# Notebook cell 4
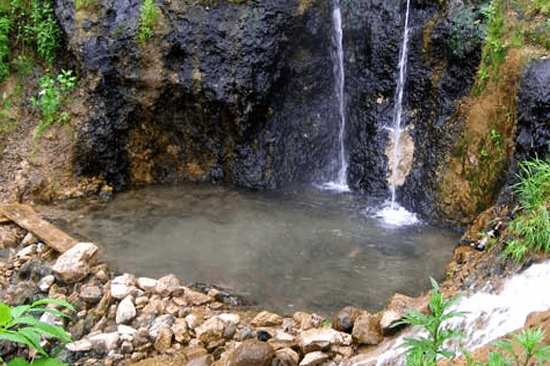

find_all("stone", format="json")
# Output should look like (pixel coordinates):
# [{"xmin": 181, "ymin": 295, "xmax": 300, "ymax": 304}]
[
  {"xmin": 379, "ymin": 310, "xmax": 402, "ymax": 335},
  {"xmin": 296, "ymin": 328, "xmax": 352, "ymax": 354},
  {"xmin": 21, "ymin": 232, "xmax": 39, "ymax": 247},
  {"xmin": 172, "ymin": 318, "xmax": 191, "ymax": 344},
  {"xmin": 88, "ymin": 332, "xmax": 120, "ymax": 354},
  {"xmin": 116, "ymin": 295, "xmax": 137, "ymax": 324},
  {"xmin": 186, "ymin": 289, "xmax": 214, "ymax": 306},
  {"xmin": 351, "ymin": 314, "xmax": 382, "ymax": 345},
  {"xmin": 299, "ymin": 351, "xmax": 329, "ymax": 366},
  {"xmin": 17, "ymin": 244, "xmax": 36, "ymax": 257},
  {"xmin": 38, "ymin": 275, "xmax": 55, "ymax": 293},
  {"xmin": 293, "ymin": 312, "xmax": 315, "ymax": 330},
  {"xmin": 137, "ymin": 277, "xmax": 157, "ymax": 293},
  {"xmin": 195, "ymin": 316, "xmax": 226, "ymax": 345},
  {"xmin": 117, "ymin": 324, "xmax": 137, "ymax": 336},
  {"xmin": 110, "ymin": 283, "xmax": 135, "ymax": 300},
  {"xmin": 251, "ymin": 311, "xmax": 284, "ymax": 327},
  {"xmin": 66, "ymin": 339, "xmax": 93, "ymax": 352},
  {"xmin": 268, "ymin": 330, "xmax": 295, "ymax": 350},
  {"xmin": 186, "ymin": 313, "xmax": 201, "ymax": 329},
  {"xmin": 332, "ymin": 306, "xmax": 362, "ymax": 332},
  {"xmin": 218, "ymin": 313, "xmax": 241, "ymax": 327},
  {"xmin": 154, "ymin": 328, "xmax": 173, "ymax": 352},
  {"xmin": 155, "ymin": 274, "xmax": 180, "ymax": 297},
  {"xmin": 187, "ymin": 354, "xmax": 214, "ymax": 366},
  {"xmin": 120, "ymin": 340, "xmax": 134, "ymax": 354},
  {"xmin": 228, "ymin": 339, "xmax": 275, "ymax": 366},
  {"xmin": 149, "ymin": 314, "xmax": 176, "ymax": 340},
  {"xmin": 52, "ymin": 242, "xmax": 99, "ymax": 283},
  {"xmin": 80, "ymin": 285, "xmax": 103, "ymax": 303},
  {"xmin": 275, "ymin": 347, "xmax": 300, "ymax": 366},
  {"xmin": 112, "ymin": 273, "xmax": 136, "ymax": 286}
]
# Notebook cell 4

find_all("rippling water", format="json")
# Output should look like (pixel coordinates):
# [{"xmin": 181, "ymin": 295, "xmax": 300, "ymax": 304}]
[{"xmin": 38, "ymin": 183, "xmax": 460, "ymax": 315}]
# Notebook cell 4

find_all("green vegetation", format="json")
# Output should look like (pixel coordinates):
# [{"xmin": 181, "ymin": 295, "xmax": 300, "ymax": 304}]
[
  {"xmin": 393, "ymin": 278, "xmax": 465, "ymax": 366},
  {"xmin": 0, "ymin": 298, "xmax": 74, "ymax": 366},
  {"xmin": 449, "ymin": 8, "xmax": 487, "ymax": 58},
  {"xmin": 0, "ymin": 0, "xmax": 60, "ymax": 82},
  {"xmin": 504, "ymin": 156, "xmax": 550, "ymax": 262},
  {"xmin": 31, "ymin": 70, "xmax": 77, "ymax": 139},
  {"xmin": 136, "ymin": 0, "xmax": 159, "ymax": 46},
  {"xmin": 464, "ymin": 328, "xmax": 550, "ymax": 366},
  {"xmin": 474, "ymin": 0, "xmax": 507, "ymax": 93}
]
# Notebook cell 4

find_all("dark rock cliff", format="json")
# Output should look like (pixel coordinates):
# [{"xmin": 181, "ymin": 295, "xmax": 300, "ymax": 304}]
[{"xmin": 55, "ymin": 0, "xmax": 482, "ymax": 221}]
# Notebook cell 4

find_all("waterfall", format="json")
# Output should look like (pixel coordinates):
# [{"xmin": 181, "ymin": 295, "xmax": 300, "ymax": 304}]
[
  {"xmin": 374, "ymin": 0, "xmax": 418, "ymax": 227},
  {"xmin": 374, "ymin": 260, "xmax": 550, "ymax": 365},
  {"xmin": 388, "ymin": 0, "xmax": 411, "ymax": 207},
  {"xmin": 323, "ymin": 0, "xmax": 349, "ymax": 192}
]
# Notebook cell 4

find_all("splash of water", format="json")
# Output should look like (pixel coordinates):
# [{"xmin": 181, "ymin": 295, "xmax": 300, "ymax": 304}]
[
  {"xmin": 323, "ymin": 0, "xmax": 349, "ymax": 192},
  {"xmin": 388, "ymin": 0, "xmax": 411, "ymax": 207},
  {"xmin": 374, "ymin": 201, "xmax": 419, "ymax": 227}
]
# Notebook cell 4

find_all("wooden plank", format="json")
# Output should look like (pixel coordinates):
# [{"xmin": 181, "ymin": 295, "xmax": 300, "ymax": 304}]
[{"xmin": 0, "ymin": 203, "xmax": 77, "ymax": 253}]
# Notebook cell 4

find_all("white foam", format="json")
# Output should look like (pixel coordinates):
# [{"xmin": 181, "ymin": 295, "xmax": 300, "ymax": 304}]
[
  {"xmin": 375, "ymin": 202, "xmax": 419, "ymax": 227},
  {"xmin": 318, "ymin": 181, "xmax": 351, "ymax": 193}
]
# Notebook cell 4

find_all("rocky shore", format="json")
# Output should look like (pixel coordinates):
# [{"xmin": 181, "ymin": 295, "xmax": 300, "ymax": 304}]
[
  {"xmin": 0, "ymin": 205, "xmax": 439, "ymax": 366},
  {"xmin": 1, "ymin": 203, "xmax": 549, "ymax": 366}
]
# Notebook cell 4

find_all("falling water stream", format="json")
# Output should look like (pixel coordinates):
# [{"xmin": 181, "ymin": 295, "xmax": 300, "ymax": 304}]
[
  {"xmin": 377, "ymin": 0, "xmax": 418, "ymax": 227},
  {"xmin": 323, "ymin": 0, "xmax": 349, "ymax": 192}
]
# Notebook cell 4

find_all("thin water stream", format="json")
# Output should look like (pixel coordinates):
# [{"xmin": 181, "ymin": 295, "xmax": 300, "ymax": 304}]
[{"xmin": 38, "ymin": 183, "xmax": 459, "ymax": 315}]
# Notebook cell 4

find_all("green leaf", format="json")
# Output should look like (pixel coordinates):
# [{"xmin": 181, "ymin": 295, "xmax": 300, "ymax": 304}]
[
  {"xmin": 17, "ymin": 327, "xmax": 47, "ymax": 355},
  {"xmin": 31, "ymin": 358, "xmax": 68, "ymax": 366},
  {"xmin": 31, "ymin": 298, "xmax": 75, "ymax": 312},
  {"xmin": 33, "ymin": 322, "xmax": 73, "ymax": 343},
  {"xmin": 0, "ymin": 301, "xmax": 13, "ymax": 328},
  {"xmin": 7, "ymin": 357, "xmax": 31, "ymax": 366},
  {"xmin": 0, "ymin": 330, "xmax": 46, "ymax": 355},
  {"xmin": 11, "ymin": 305, "xmax": 31, "ymax": 319}
]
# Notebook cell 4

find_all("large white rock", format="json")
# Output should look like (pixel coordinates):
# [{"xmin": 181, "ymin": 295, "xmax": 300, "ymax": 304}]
[
  {"xmin": 137, "ymin": 277, "xmax": 158, "ymax": 292},
  {"xmin": 296, "ymin": 328, "xmax": 352, "ymax": 354},
  {"xmin": 88, "ymin": 332, "xmax": 119, "ymax": 354},
  {"xmin": 52, "ymin": 242, "xmax": 99, "ymax": 283},
  {"xmin": 116, "ymin": 295, "xmax": 137, "ymax": 324}
]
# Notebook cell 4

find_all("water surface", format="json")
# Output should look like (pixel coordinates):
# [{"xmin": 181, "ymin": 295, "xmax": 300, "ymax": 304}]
[{"xmin": 39, "ymin": 183, "xmax": 460, "ymax": 315}]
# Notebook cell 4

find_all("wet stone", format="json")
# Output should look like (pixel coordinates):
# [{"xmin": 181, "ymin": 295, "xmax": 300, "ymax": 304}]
[
  {"xmin": 80, "ymin": 285, "xmax": 103, "ymax": 303},
  {"xmin": 228, "ymin": 339, "xmax": 275, "ymax": 366},
  {"xmin": 38, "ymin": 275, "xmax": 56, "ymax": 293},
  {"xmin": 251, "ymin": 311, "xmax": 283, "ymax": 327},
  {"xmin": 332, "ymin": 306, "xmax": 362, "ymax": 333}
]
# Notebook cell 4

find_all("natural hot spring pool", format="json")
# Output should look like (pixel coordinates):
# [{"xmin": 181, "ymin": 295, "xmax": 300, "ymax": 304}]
[{"xmin": 37, "ymin": 183, "xmax": 460, "ymax": 315}]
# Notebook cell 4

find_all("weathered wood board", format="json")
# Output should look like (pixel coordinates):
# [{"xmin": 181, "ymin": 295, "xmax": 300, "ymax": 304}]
[{"xmin": 0, "ymin": 203, "xmax": 77, "ymax": 253}]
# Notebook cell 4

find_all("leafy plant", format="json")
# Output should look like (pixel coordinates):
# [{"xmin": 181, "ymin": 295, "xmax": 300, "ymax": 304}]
[
  {"xmin": 467, "ymin": 328, "xmax": 550, "ymax": 366},
  {"xmin": 504, "ymin": 155, "xmax": 550, "ymax": 262},
  {"xmin": 136, "ymin": 0, "xmax": 159, "ymax": 46},
  {"xmin": 0, "ymin": 15, "xmax": 11, "ymax": 81},
  {"xmin": 449, "ymin": 8, "xmax": 487, "ymax": 58},
  {"xmin": 31, "ymin": 70, "xmax": 78, "ymax": 139},
  {"xmin": 393, "ymin": 277, "xmax": 466, "ymax": 366},
  {"xmin": 0, "ymin": 298, "xmax": 74, "ymax": 365}
]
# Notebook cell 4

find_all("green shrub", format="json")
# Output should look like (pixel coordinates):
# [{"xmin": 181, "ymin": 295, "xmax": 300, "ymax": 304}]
[
  {"xmin": 505, "ymin": 156, "xmax": 550, "ymax": 262},
  {"xmin": 393, "ymin": 278, "xmax": 465, "ymax": 366},
  {"xmin": 31, "ymin": 70, "xmax": 78, "ymax": 139},
  {"xmin": 0, "ymin": 16, "xmax": 11, "ymax": 81},
  {"xmin": 475, "ymin": 0, "xmax": 507, "ymax": 93},
  {"xmin": 0, "ymin": 298, "xmax": 74, "ymax": 365},
  {"xmin": 136, "ymin": 0, "xmax": 159, "ymax": 46},
  {"xmin": 449, "ymin": 8, "xmax": 487, "ymax": 58}
]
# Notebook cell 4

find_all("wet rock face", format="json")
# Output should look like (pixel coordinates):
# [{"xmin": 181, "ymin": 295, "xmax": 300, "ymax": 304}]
[
  {"xmin": 515, "ymin": 59, "xmax": 550, "ymax": 162},
  {"xmin": 345, "ymin": 0, "xmax": 482, "ymax": 218},
  {"xmin": 57, "ymin": 0, "xmax": 480, "ymax": 221}
]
